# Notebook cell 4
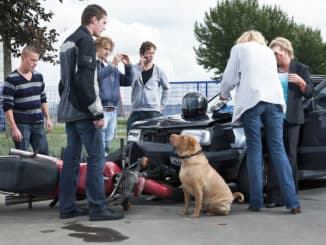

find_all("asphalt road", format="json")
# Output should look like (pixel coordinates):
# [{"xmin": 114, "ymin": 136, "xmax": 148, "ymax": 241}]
[{"xmin": 1, "ymin": 180, "xmax": 326, "ymax": 245}]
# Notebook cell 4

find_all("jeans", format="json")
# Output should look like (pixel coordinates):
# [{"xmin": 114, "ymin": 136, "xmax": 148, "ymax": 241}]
[
  {"xmin": 102, "ymin": 110, "xmax": 117, "ymax": 154},
  {"xmin": 59, "ymin": 119, "xmax": 107, "ymax": 214},
  {"xmin": 15, "ymin": 123, "xmax": 49, "ymax": 155},
  {"xmin": 127, "ymin": 111, "xmax": 162, "ymax": 132},
  {"xmin": 266, "ymin": 122, "xmax": 300, "ymax": 204},
  {"xmin": 241, "ymin": 102, "xmax": 300, "ymax": 209}
]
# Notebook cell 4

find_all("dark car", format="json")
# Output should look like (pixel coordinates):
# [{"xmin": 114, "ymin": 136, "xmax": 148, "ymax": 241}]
[{"xmin": 125, "ymin": 75, "xmax": 326, "ymax": 197}]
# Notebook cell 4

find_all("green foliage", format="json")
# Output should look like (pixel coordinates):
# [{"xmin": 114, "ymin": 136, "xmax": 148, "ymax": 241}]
[
  {"xmin": 0, "ymin": 120, "xmax": 127, "ymax": 158},
  {"xmin": 0, "ymin": 0, "xmax": 59, "ymax": 64},
  {"xmin": 194, "ymin": 0, "xmax": 326, "ymax": 78}
]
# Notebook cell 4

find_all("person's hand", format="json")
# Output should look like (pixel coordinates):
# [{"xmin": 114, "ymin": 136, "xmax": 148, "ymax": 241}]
[
  {"xmin": 93, "ymin": 118, "xmax": 104, "ymax": 128},
  {"xmin": 46, "ymin": 119, "xmax": 53, "ymax": 133},
  {"xmin": 10, "ymin": 127, "xmax": 23, "ymax": 142},
  {"xmin": 219, "ymin": 95, "xmax": 227, "ymax": 101},
  {"xmin": 112, "ymin": 54, "xmax": 122, "ymax": 67},
  {"xmin": 121, "ymin": 54, "xmax": 130, "ymax": 65},
  {"xmin": 288, "ymin": 73, "xmax": 307, "ymax": 91},
  {"xmin": 138, "ymin": 56, "xmax": 148, "ymax": 68},
  {"xmin": 288, "ymin": 73, "xmax": 302, "ymax": 84}
]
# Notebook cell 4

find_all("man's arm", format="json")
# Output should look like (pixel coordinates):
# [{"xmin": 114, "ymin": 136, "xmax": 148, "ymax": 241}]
[
  {"xmin": 2, "ymin": 79, "xmax": 23, "ymax": 142},
  {"xmin": 77, "ymin": 38, "xmax": 103, "ymax": 120},
  {"xmin": 5, "ymin": 110, "xmax": 23, "ymax": 142},
  {"xmin": 41, "ymin": 103, "xmax": 52, "ymax": 133},
  {"xmin": 119, "ymin": 64, "xmax": 134, "ymax": 86},
  {"xmin": 159, "ymin": 68, "xmax": 170, "ymax": 110}
]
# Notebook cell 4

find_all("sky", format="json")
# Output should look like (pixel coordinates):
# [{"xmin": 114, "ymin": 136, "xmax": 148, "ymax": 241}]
[{"xmin": 12, "ymin": 0, "xmax": 326, "ymax": 85}]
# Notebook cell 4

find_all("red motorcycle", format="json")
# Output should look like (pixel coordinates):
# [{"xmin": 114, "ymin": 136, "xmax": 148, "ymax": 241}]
[{"xmin": 0, "ymin": 141, "xmax": 178, "ymax": 210}]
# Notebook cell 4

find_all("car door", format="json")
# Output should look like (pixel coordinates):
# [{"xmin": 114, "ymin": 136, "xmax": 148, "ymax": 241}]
[{"xmin": 298, "ymin": 80, "xmax": 326, "ymax": 172}]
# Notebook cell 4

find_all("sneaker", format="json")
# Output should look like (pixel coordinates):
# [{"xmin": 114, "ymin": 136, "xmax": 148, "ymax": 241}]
[
  {"xmin": 89, "ymin": 208, "xmax": 124, "ymax": 221},
  {"xmin": 60, "ymin": 207, "xmax": 89, "ymax": 219}
]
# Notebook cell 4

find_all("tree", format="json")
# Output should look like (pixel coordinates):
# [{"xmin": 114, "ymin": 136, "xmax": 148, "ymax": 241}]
[
  {"xmin": 194, "ymin": 0, "xmax": 326, "ymax": 78},
  {"xmin": 0, "ymin": 0, "xmax": 86, "ymax": 79}
]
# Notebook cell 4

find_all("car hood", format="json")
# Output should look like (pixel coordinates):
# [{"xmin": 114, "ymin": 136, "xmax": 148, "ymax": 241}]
[{"xmin": 131, "ymin": 114, "xmax": 217, "ymax": 129}]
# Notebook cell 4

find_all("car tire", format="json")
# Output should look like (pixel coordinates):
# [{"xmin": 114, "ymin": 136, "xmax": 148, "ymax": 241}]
[{"xmin": 237, "ymin": 159, "xmax": 250, "ymax": 202}]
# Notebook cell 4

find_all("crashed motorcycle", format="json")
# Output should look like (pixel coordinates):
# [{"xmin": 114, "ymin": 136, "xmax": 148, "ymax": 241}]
[{"xmin": 0, "ymin": 140, "xmax": 179, "ymax": 209}]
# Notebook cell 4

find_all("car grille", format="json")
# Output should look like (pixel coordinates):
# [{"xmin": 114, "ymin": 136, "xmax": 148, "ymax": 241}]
[{"xmin": 141, "ymin": 129, "xmax": 181, "ymax": 143}]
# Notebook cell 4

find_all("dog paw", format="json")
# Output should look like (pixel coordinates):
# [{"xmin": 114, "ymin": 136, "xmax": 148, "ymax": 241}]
[
  {"xmin": 182, "ymin": 209, "xmax": 189, "ymax": 215},
  {"xmin": 190, "ymin": 212, "xmax": 200, "ymax": 218}
]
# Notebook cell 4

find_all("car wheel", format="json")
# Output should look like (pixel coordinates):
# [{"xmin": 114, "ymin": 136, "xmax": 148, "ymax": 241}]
[{"xmin": 237, "ymin": 159, "xmax": 250, "ymax": 201}]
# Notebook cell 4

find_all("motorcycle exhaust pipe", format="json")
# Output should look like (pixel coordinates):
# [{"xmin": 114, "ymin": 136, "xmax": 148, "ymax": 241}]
[{"xmin": 9, "ymin": 148, "xmax": 58, "ymax": 162}]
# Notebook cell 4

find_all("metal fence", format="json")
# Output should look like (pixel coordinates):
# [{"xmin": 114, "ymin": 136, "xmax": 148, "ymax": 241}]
[
  {"xmin": 0, "ymin": 84, "xmax": 5, "ymax": 131},
  {"xmin": 0, "ymin": 80, "xmax": 221, "ymax": 128}
]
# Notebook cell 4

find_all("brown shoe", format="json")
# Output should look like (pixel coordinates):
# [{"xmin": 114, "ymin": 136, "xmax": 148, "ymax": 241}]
[{"xmin": 290, "ymin": 207, "xmax": 301, "ymax": 214}]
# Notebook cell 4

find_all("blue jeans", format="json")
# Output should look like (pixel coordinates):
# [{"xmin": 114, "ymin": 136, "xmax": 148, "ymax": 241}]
[
  {"xmin": 102, "ymin": 110, "xmax": 117, "ymax": 153},
  {"xmin": 59, "ymin": 119, "xmax": 107, "ymax": 214},
  {"xmin": 241, "ymin": 102, "xmax": 300, "ymax": 209},
  {"xmin": 15, "ymin": 123, "xmax": 49, "ymax": 155},
  {"xmin": 127, "ymin": 111, "xmax": 162, "ymax": 132}
]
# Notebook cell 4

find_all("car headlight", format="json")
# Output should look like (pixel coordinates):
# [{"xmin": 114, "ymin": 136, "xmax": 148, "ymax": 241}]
[
  {"xmin": 180, "ymin": 129, "xmax": 212, "ymax": 145},
  {"xmin": 127, "ymin": 129, "xmax": 141, "ymax": 142}
]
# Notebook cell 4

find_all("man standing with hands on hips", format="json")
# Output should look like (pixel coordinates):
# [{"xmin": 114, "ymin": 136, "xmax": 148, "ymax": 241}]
[{"xmin": 57, "ymin": 4, "xmax": 124, "ymax": 221}]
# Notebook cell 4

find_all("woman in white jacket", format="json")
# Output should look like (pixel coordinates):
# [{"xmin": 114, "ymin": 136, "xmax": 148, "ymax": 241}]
[{"xmin": 220, "ymin": 30, "xmax": 301, "ymax": 214}]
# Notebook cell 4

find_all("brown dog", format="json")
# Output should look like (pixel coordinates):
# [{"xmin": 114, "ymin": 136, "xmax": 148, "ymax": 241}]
[{"xmin": 170, "ymin": 134, "xmax": 244, "ymax": 217}]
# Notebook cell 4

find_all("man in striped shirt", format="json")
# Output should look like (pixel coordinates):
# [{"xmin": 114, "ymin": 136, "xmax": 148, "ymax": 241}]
[{"xmin": 2, "ymin": 45, "xmax": 52, "ymax": 155}]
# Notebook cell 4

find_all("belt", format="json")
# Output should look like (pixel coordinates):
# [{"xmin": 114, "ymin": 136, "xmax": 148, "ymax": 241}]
[{"xmin": 103, "ymin": 107, "xmax": 116, "ymax": 112}]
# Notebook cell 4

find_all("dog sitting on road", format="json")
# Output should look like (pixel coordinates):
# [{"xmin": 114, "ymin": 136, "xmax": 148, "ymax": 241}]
[{"xmin": 170, "ymin": 134, "xmax": 244, "ymax": 217}]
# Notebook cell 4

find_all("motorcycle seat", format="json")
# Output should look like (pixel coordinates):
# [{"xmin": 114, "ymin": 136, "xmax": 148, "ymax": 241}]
[{"xmin": 0, "ymin": 157, "xmax": 59, "ymax": 194}]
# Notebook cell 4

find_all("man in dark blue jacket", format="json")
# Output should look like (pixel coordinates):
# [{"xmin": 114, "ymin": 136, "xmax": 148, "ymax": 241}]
[
  {"xmin": 57, "ymin": 4, "xmax": 123, "ymax": 221},
  {"xmin": 95, "ymin": 36, "xmax": 133, "ymax": 156}
]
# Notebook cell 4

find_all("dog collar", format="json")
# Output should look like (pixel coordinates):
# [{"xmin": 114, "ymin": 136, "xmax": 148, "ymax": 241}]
[{"xmin": 178, "ymin": 150, "xmax": 202, "ymax": 159}]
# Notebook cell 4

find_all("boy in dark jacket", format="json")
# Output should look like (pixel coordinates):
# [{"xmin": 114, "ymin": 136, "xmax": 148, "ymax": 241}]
[{"xmin": 57, "ymin": 4, "xmax": 123, "ymax": 221}]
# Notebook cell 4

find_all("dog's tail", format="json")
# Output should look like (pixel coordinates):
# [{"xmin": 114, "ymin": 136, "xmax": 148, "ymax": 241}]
[{"xmin": 232, "ymin": 192, "xmax": 245, "ymax": 203}]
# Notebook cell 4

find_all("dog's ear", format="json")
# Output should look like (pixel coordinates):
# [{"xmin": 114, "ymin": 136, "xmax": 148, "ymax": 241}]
[
  {"xmin": 185, "ymin": 136, "xmax": 198, "ymax": 152},
  {"xmin": 189, "ymin": 137, "xmax": 197, "ymax": 147}
]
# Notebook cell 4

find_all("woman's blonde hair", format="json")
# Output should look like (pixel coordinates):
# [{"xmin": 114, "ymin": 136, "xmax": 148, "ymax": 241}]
[
  {"xmin": 236, "ymin": 30, "xmax": 266, "ymax": 45},
  {"xmin": 269, "ymin": 37, "xmax": 294, "ymax": 59}
]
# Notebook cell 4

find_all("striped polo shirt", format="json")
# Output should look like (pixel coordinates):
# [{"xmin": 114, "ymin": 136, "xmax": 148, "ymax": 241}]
[{"xmin": 2, "ymin": 70, "xmax": 47, "ymax": 124}]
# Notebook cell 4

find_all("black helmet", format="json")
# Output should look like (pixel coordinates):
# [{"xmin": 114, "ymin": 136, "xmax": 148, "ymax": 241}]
[{"xmin": 182, "ymin": 92, "xmax": 208, "ymax": 120}]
